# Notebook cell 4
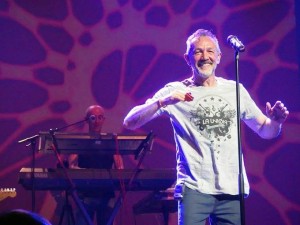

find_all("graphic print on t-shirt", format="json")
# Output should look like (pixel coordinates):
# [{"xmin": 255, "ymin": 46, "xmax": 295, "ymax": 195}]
[{"xmin": 190, "ymin": 95, "xmax": 236, "ymax": 142}]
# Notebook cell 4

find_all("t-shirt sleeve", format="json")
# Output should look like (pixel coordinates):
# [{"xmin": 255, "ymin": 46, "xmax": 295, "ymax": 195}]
[
  {"xmin": 240, "ymin": 84, "xmax": 264, "ymax": 121},
  {"xmin": 145, "ymin": 83, "xmax": 176, "ymax": 116}
]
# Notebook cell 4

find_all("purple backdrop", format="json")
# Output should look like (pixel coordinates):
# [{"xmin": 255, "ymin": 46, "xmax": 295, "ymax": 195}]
[{"xmin": 0, "ymin": 1, "xmax": 299, "ymax": 225}]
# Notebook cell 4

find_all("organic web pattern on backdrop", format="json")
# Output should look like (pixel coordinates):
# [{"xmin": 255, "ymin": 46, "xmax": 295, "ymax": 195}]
[{"xmin": 0, "ymin": 1, "xmax": 299, "ymax": 224}]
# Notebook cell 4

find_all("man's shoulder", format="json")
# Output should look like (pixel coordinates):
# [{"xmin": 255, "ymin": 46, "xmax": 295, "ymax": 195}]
[
  {"xmin": 216, "ymin": 76, "xmax": 235, "ymax": 85},
  {"xmin": 217, "ymin": 76, "xmax": 246, "ymax": 88},
  {"xmin": 165, "ymin": 80, "xmax": 187, "ymax": 88}
]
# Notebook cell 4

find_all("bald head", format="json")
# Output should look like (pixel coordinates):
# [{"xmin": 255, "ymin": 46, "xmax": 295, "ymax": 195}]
[
  {"xmin": 85, "ymin": 105, "xmax": 105, "ymax": 133},
  {"xmin": 85, "ymin": 105, "xmax": 104, "ymax": 119}
]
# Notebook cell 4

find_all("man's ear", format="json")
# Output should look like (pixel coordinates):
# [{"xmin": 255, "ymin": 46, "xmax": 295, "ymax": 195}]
[
  {"xmin": 216, "ymin": 52, "xmax": 222, "ymax": 64},
  {"xmin": 184, "ymin": 53, "xmax": 191, "ymax": 66}
]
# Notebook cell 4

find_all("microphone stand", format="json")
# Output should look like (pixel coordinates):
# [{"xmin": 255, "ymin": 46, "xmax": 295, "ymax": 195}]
[
  {"xmin": 233, "ymin": 50, "xmax": 246, "ymax": 225},
  {"xmin": 18, "ymin": 117, "xmax": 88, "ymax": 212},
  {"xmin": 53, "ymin": 118, "xmax": 87, "ymax": 131},
  {"xmin": 18, "ymin": 134, "xmax": 39, "ymax": 212}
]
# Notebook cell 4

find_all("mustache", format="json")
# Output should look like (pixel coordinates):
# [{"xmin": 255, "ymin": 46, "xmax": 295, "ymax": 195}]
[{"xmin": 197, "ymin": 60, "xmax": 212, "ymax": 67}]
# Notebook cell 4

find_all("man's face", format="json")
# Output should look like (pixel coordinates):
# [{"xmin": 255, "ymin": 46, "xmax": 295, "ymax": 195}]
[
  {"xmin": 87, "ymin": 106, "xmax": 105, "ymax": 133},
  {"xmin": 185, "ymin": 36, "xmax": 221, "ymax": 79}
]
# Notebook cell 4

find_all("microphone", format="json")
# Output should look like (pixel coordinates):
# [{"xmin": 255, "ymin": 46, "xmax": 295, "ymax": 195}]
[{"xmin": 227, "ymin": 35, "xmax": 245, "ymax": 52}]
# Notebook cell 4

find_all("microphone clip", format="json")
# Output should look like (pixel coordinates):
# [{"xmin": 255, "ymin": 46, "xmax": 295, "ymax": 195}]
[{"xmin": 227, "ymin": 35, "xmax": 245, "ymax": 52}]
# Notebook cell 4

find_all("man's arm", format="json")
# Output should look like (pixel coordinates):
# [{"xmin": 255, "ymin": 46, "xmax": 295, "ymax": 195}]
[
  {"xmin": 113, "ymin": 154, "xmax": 124, "ymax": 169},
  {"xmin": 246, "ymin": 101, "xmax": 289, "ymax": 139},
  {"xmin": 123, "ymin": 100, "xmax": 162, "ymax": 130},
  {"xmin": 68, "ymin": 154, "xmax": 80, "ymax": 169},
  {"xmin": 123, "ymin": 90, "xmax": 193, "ymax": 130}
]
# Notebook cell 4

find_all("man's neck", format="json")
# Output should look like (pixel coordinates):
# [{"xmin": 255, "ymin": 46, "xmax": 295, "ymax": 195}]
[{"xmin": 193, "ymin": 75, "xmax": 217, "ymax": 87}]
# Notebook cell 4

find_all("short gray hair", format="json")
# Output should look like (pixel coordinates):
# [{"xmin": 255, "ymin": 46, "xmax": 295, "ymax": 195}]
[{"xmin": 186, "ymin": 29, "xmax": 221, "ymax": 54}]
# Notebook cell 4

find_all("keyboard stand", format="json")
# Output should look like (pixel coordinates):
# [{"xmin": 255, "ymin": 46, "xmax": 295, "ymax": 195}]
[
  {"xmin": 133, "ymin": 188, "xmax": 178, "ymax": 225},
  {"xmin": 59, "ymin": 191, "xmax": 75, "ymax": 225}
]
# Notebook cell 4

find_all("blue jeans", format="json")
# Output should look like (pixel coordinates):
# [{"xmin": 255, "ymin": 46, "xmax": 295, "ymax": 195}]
[{"xmin": 178, "ymin": 187, "xmax": 241, "ymax": 225}]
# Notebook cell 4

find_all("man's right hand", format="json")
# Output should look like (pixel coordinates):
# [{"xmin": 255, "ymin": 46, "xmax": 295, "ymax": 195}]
[{"xmin": 160, "ymin": 90, "xmax": 194, "ymax": 106}]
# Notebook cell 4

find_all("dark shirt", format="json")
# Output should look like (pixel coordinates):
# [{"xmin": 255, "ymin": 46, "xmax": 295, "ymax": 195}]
[
  {"xmin": 78, "ymin": 155, "xmax": 114, "ymax": 169},
  {"xmin": 78, "ymin": 154, "xmax": 115, "ymax": 198}
]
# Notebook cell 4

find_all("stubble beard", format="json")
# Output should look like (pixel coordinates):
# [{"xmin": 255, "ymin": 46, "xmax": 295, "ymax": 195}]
[{"xmin": 194, "ymin": 64, "xmax": 216, "ymax": 79}]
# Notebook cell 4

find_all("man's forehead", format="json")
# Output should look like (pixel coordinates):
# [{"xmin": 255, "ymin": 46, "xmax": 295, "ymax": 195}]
[
  {"xmin": 88, "ymin": 107, "xmax": 104, "ymax": 115},
  {"xmin": 191, "ymin": 36, "xmax": 216, "ymax": 48}
]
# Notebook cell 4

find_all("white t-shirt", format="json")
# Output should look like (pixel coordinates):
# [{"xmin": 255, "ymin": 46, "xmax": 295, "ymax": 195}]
[{"xmin": 148, "ymin": 77, "xmax": 264, "ymax": 195}]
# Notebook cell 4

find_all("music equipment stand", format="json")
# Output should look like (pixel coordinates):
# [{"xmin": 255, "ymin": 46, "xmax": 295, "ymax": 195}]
[
  {"xmin": 59, "ymin": 190, "xmax": 76, "ymax": 225},
  {"xmin": 38, "ymin": 132, "xmax": 149, "ymax": 159},
  {"xmin": 18, "ymin": 134, "xmax": 39, "ymax": 212},
  {"xmin": 106, "ymin": 131, "xmax": 155, "ymax": 225},
  {"xmin": 37, "ymin": 130, "xmax": 154, "ymax": 225},
  {"xmin": 48, "ymin": 128, "xmax": 94, "ymax": 225},
  {"xmin": 133, "ymin": 188, "xmax": 177, "ymax": 225}
]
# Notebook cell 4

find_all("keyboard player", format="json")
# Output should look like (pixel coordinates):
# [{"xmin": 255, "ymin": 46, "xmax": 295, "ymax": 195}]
[{"xmin": 63, "ymin": 105, "xmax": 124, "ymax": 225}]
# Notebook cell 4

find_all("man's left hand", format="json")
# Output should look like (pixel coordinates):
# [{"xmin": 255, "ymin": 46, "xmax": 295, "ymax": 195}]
[{"xmin": 266, "ymin": 101, "xmax": 289, "ymax": 124}]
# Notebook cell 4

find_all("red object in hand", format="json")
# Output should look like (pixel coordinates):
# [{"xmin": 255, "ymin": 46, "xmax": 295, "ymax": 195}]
[{"xmin": 185, "ymin": 92, "xmax": 194, "ymax": 101}]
